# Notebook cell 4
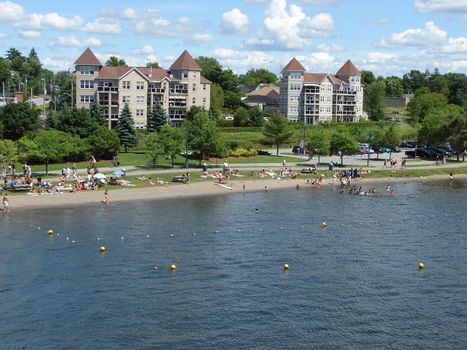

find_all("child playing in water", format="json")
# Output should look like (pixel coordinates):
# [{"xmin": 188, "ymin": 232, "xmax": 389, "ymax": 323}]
[{"xmin": 3, "ymin": 194, "xmax": 9, "ymax": 212}]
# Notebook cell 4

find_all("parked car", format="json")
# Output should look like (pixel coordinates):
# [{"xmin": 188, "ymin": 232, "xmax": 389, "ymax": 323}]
[
  {"xmin": 405, "ymin": 148, "xmax": 429, "ymax": 158},
  {"xmin": 391, "ymin": 146, "xmax": 401, "ymax": 153},
  {"xmin": 379, "ymin": 147, "xmax": 392, "ymax": 153},
  {"xmin": 400, "ymin": 141, "xmax": 416, "ymax": 148}
]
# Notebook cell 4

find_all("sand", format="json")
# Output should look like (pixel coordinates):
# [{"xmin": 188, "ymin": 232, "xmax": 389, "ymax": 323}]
[{"xmin": 5, "ymin": 173, "xmax": 465, "ymax": 211}]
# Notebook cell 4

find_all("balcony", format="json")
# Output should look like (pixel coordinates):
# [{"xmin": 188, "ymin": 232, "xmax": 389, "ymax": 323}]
[
  {"xmin": 99, "ymin": 98, "xmax": 119, "ymax": 106},
  {"xmin": 169, "ymin": 101, "xmax": 187, "ymax": 108},
  {"xmin": 97, "ymin": 86, "xmax": 119, "ymax": 92},
  {"xmin": 169, "ymin": 88, "xmax": 188, "ymax": 94},
  {"xmin": 335, "ymin": 100, "xmax": 356, "ymax": 105},
  {"xmin": 149, "ymin": 88, "xmax": 165, "ymax": 93}
]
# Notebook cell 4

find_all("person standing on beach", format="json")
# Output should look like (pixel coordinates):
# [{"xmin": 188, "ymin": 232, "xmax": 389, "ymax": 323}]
[
  {"xmin": 102, "ymin": 189, "xmax": 109, "ymax": 204},
  {"xmin": 3, "ymin": 194, "xmax": 9, "ymax": 212}
]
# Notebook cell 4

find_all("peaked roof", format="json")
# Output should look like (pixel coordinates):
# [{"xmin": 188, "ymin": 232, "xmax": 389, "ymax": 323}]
[
  {"xmin": 170, "ymin": 50, "xmax": 201, "ymax": 71},
  {"xmin": 281, "ymin": 58, "xmax": 306, "ymax": 72},
  {"xmin": 74, "ymin": 48, "xmax": 101, "ymax": 66},
  {"xmin": 336, "ymin": 60, "xmax": 360, "ymax": 76}
]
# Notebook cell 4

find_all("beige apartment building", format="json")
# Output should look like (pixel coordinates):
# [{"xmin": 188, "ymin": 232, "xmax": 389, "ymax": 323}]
[
  {"xmin": 74, "ymin": 48, "xmax": 211, "ymax": 128},
  {"xmin": 280, "ymin": 58, "xmax": 364, "ymax": 124}
]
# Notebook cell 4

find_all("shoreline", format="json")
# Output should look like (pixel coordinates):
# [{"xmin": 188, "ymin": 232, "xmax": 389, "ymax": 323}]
[{"xmin": 5, "ymin": 173, "xmax": 465, "ymax": 211}]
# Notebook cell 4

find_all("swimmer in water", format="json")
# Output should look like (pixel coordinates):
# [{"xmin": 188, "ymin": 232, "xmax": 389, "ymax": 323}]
[
  {"xmin": 449, "ymin": 173, "xmax": 453, "ymax": 180},
  {"xmin": 255, "ymin": 208, "xmax": 260, "ymax": 213}
]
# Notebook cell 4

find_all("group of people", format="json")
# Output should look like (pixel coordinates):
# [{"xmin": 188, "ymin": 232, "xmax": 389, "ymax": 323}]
[{"xmin": 383, "ymin": 158, "xmax": 406, "ymax": 169}]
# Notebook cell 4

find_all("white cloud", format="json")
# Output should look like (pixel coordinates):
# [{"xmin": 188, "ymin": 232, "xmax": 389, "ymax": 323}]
[
  {"xmin": 49, "ymin": 35, "xmax": 101, "ymax": 48},
  {"xmin": 300, "ymin": 52, "xmax": 335, "ymax": 69},
  {"xmin": 19, "ymin": 30, "xmax": 41, "ymax": 39},
  {"xmin": 43, "ymin": 57, "xmax": 72, "ymax": 71},
  {"xmin": 414, "ymin": 0, "xmax": 467, "ymax": 13},
  {"xmin": 16, "ymin": 12, "xmax": 83, "ymax": 30},
  {"xmin": 83, "ymin": 18, "xmax": 121, "ymax": 34},
  {"xmin": 302, "ymin": 0, "xmax": 340, "ymax": 5},
  {"xmin": 122, "ymin": 7, "xmax": 138, "ymax": 19},
  {"xmin": 378, "ymin": 21, "xmax": 447, "ymax": 47},
  {"xmin": 245, "ymin": 0, "xmax": 334, "ymax": 50},
  {"xmin": 146, "ymin": 54, "xmax": 157, "ymax": 63},
  {"xmin": 212, "ymin": 48, "xmax": 274, "ymax": 72},
  {"xmin": 367, "ymin": 52, "xmax": 398, "ymax": 62},
  {"xmin": 0, "ymin": 1, "xmax": 24, "ymax": 23},
  {"xmin": 450, "ymin": 60, "xmax": 467, "ymax": 71},
  {"xmin": 317, "ymin": 43, "xmax": 344, "ymax": 52},
  {"xmin": 136, "ymin": 45, "xmax": 154, "ymax": 55},
  {"xmin": 125, "ymin": 8, "xmax": 195, "ymax": 37},
  {"xmin": 193, "ymin": 33, "xmax": 214, "ymax": 42},
  {"xmin": 441, "ymin": 36, "xmax": 467, "ymax": 53},
  {"xmin": 222, "ymin": 8, "xmax": 248, "ymax": 33}
]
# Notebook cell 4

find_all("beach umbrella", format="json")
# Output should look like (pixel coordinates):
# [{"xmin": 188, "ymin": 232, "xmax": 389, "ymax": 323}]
[
  {"xmin": 112, "ymin": 169, "xmax": 125, "ymax": 177},
  {"xmin": 93, "ymin": 173, "xmax": 106, "ymax": 179}
]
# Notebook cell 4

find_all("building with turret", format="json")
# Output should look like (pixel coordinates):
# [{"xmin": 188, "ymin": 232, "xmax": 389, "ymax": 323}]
[
  {"xmin": 279, "ymin": 58, "xmax": 364, "ymax": 124},
  {"xmin": 74, "ymin": 48, "xmax": 211, "ymax": 128}
]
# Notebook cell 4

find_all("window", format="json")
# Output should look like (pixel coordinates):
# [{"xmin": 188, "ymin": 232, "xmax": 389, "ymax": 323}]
[
  {"xmin": 203, "ymin": 84, "xmax": 206, "ymax": 90},
  {"xmin": 136, "ymin": 96, "xmax": 144, "ymax": 103},
  {"xmin": 123, "ymin": 96, "xmax": 130, "ymax": 103},
  {"xmin": 289, "ymin": 96, "xmax": 299, "ymax": 102},
  {"xmin": 193, "ymin": 83, "xmax": 196, "ymax": 92},
  {"xmin": 79, "ymin": 66, "xmax": 94, "ymax": 75},
  {"xmin": 80, "ymin": 95, "xmax": 94, "ymax": 103},
  {"xmin": 192, "ymin": 72, "xmax": 197, "ymax": 78},
  {"xmin": 80, "ymin": 80, "xmax": 94, "ymax": 89},
  {"xmin": 327, "ymin": 85, "xmax": 332, "ymax": 92},
  {"xmin": 319, "ymin": 107, "xmax": 324, "ymax": 112},
  {"xmin": 183, "ymin": 72, "xmax": 188, "ymax": 79},
  {"xmin": 320, "ymin": 96, "xmax": 325, "ymax": 102},
  {"xmin": 122, "ymin": 81, "xmax": 130, "ymax": 89},
  {"xmin": 203, "ymin": 97, "xmax": 206, "ymax": 103},
  {"xmin": 136, "ymin": 81, "xmax": 145, "ymax": 90},
  {"xmin": 192, "ymin": 97, "xmax": 196, "ymax": 104},
  {"xmin": 289, "ymin": 106, "xmax": 298, "ymax": 113},
  {"xmin": 136, "ymin": 109, "xmax": 144, "ymax": 117},
  {"xmin": 326, "ymin": 107, "xmax": 331, "ymax": 113},
  {"xmin": 290, "ymin": 73, "xmax": 301, "ymax": 79},
  {"xmin": 327, "ymin": 96, "xmax": 332, "ymax": 102},
  {"xmin": 290, "ymin": 84, "xmax": 301, "ymax": 91}
]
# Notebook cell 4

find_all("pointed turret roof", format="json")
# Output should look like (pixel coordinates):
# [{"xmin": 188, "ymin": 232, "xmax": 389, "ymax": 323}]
[
  {"xmin": 281, "ymin": 58, "xmax": 306, "ymax": 73},
  {"xmin": 336, "ymin": 60, "xmax": 360, "ymax": 76},
  {"xmin": 74, "ymin": 48, "xmax": 101, "ymax": 66},
  {"xmin": 169, "ymin": 50, "xmax": 201, "ymax": 71}
]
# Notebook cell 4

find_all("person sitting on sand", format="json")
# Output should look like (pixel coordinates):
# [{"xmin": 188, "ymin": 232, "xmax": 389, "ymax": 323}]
[{"xmin": 148, "ymin": 178, "xmax": 155, "ymax": 186}]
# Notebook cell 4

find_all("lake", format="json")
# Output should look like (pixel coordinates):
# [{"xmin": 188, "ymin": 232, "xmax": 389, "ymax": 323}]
[{"xmin": 1, "ymin": 179, "xmax": 466, "ymax": 349}]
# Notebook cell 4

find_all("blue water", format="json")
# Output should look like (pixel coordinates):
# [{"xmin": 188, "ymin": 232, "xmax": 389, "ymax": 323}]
[{"xmin": 1, "ymin": 179, "xmax": 466, "ymax": 349}]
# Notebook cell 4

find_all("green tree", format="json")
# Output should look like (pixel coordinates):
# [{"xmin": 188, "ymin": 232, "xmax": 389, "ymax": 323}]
[
  {"xmin": 146, "ymin": 61, "xmax": 160, "ymax": 68},
  {"xmin": 210, "ymin": 83, "xmax": 224, "ymax": 119},
  {"xmin": 444, "ymin": 109, "xmax": 466, "ymax": 161},
  {"xmin": 144, "ymin": 133, "xmax": 163, "ymax": 165},
  {"xmin": 159, "ymin": 124, "xmax": 183, "ymax": 167},
  {"xmin": 361, "ymin": 70, "xmax": 376, "ymax": 85},
  {"xmin": 56, "ymin": 107, "xmax": 98, "ymax": 138},
  {"xmin": 234, "ymin": 107, "xmax": 249, "ymax": 127},
  {"xmin": 385, "ymin": 76, "xmax": 404, "ymax": 97},
  {"xmin": 238, "ymin": 68, "xmax": 278, "ymax": 87},
  {"xmin": 196, "ymin": 56, "xmax": 223, "ymax": 84},
  {"xmin": 248, "ymin": 108, "xmax": 265, "ymax": 127},
  {"xmin": 0, "ymin": 139, "xmax": 17, "ymax": 173},
  {"xmin": 429, "ymin": 75, "xmax": 449, "ymax": 96},
  {"xmin": 16, "ymin": 136, "xmax": 40, "ymax": 163},
  {"xmin": 330, "ymin": 130, "xmax": 359, "ymax": 165},
  {"xmin": 117, "ymin": 103, "xmax": 138, "ymax": 152},
  {"xmin": 369, "ymin": 129, "xmax": 385, "ymax": 159},
  {"xmin": 383, "ymin": 124, "xmax": 401, "ymax": 158},
  {"xmin": 147, "ymin": 103, "xmax": 167, "ymax": 132},
  {"xmin": 34, "ymin": 130, "xmax": 77, "ymax": 175},
  {"xmin": 54, "ymin": 71, "xmax": 74, "ymax": 111},
  {"xmin": 184, "ymin": 112, "xmax": 226, "ymax": 164},
  {"xmin": 185, "ymin": 106, "xmax": 204, "ymax": 122},
  {"xmin": 105, "ymin": 56, "xmax": 127, "ymax": 66},
  {"xmin": 262, "ymin": 113, "xmax": 294, "ymax": 156},
  {"xmin": 444, "ymin": 73, "xmax": 466, "ymax": 106},
  {"xmin": 0, "ymin": 102, "xmax": 39, "ymax": 140},
  {"xmin": 89, "ymin": 98, "xmax": 103, "ymax": 124},
  {"xmin": 417, "ymin": 113, "xmax": 445, "ymax": 148},
  {"xmin": 402, "ymin": 70, "xmax": 429, "ymax": 93},
  {"xmin": 0, "ymin": 58, "xmax": 11, "ymax": 86},
  {"xmin": 364, "ymin": 81, "xmax": 386, "ymax": 121},
  {"xmin": 407, "ymin": 88, "xmax": 448, "ymax": 123},
  {"xmin": 86, "ymin": 125, "xmax": 120, "ymax": 160},
  {"xmin": 224, "ymin": 91, "xmax": 243, "ymax": 110},
  {"xmin": 306, "ymin": 128, "xmax": 330, "ymax": 164}
]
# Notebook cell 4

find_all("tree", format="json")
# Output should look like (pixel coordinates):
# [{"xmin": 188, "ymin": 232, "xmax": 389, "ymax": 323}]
[
  {"xmin": 306, "ymin": 128, "xmax": 330, "ymax": 164},
  {"xmin": 248, "ymin": 108, "xmax": 265, "ymax": 127},
  {"xmin": 185, "ymin": 106, "xmax": 204, "ymax": 122},
  {"xmin": 159, "ymin": 124, "xmax": 183, "ymax": 167},
  {"xmin": 417, "ymin": 113, "xmax": 446, "ymax": 148},
  {"xmin": 54, "ymin": 71, "xmax": 74, "ymax": 111},
  {"xmin": 429, "ymin": 75, "xmax": 449, "ymax": 96},
  {"xmin": 385, "ymin": 76, "xmax": 404, "ymax": 97},
  {"xmin": 444, "ymin": 110, "xmax": 466, "ymax": 161},
  {"xmin": 361, "ymin": 70, "xmax": 376, "ymax": 85},
  {"xmin": 238, "ymin": 68, "xmax": 278, "ymax": 87},
  {"xmin": 0, "ymin": 103, "xmax": 39, "ymax": 140},
  {"xmin": 330, "ymin": 131, "xmax": 359, "ymax": 165},
  {"xmin": 383, "ymin": 124, "xmax": 401, "ymax": 158},
  {"xmin": 86, "ymin": 126, "xmax": 120, "ymax": 160},
  {"xmin": 184, "ymin": 112, "xmax": 226, "ymax": 164},
  {"xmin": 147, "ymin": 103, "xmax": 167, "ymax": 132},
  {"xmin": 34, "ymin": 130, "xmax": 77, "ymax": 175},
  {"xmin": 196, "ymin": 56, "xmax": 223, "ymax": 84},
  {"xmin": 106, "ymin": 56, "xmax": 127, "ymax": 66},
  {"xmin": 234, "ymin": 107, "xmax": 249, "ymax": 127},
  {"xmin": 402, "ymin": 70, "xmax": 429, "ymax": 93},
  {"xmin": 89, "ymin": 98, "xmax": 103, "ymax": 124},
  {"xmin": 117, "ymin": 103, "xmax": 137, "ymax": 152},
  {"xmin": 224, "ymin": 91, "xmax": 243, "ymax": 110},
  {"xmin": 210, "ymin": 83, "xmax": 224, "ymax": 119},
  {"xmin": 444, "ymin": 73, "xmax": 466, "ymax": 106},
  {"xmin": 262, "ymin": 113, "xmax": 294, "ymax": 156},
  {"xmin": 144, "ymin": 133, "xmax": 163, "ymax": 165},
  {"xmin": 0, "ymin": 58, "xmax": 10, "ymax": 86},
  {"xmin": 146, "ymin": 61, "xmax": 160, "ymax": 68},
  {"xmin": 16, "ymin": 136, "xmax": 40, "ymax": 163},
  {"xmin": 56, "ymin": 107, "xmax": 98, "ymax": 138},
  {"xmin": 364, "ymin": 81, "xmax": 386, "ymax": 121},
  {"xmin": 369, "ymin": 129, "xmax": 385, "ymax": 160},
  {"xmin": 407, "ymin": 89, "xmax": 448, "ymax": 123},
  {"xmin": 0, "ymin": 139, "xmax": 16, "ymax": 174}
]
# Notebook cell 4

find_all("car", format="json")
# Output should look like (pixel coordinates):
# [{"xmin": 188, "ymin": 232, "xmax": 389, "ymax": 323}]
[
  {"xmin": 391, "ymin": 146, "xmax": 401, "ymax": 153},
  {"xmin": 400, "ymin": 141, "xmax": 416, "ymax": 148},
  {"xmin": 378, "ymin": 147, "xmax": 392, "ymax": 153}
]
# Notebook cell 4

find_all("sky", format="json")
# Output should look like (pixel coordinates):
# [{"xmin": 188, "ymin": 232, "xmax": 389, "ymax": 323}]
[{"xmin": 0, "ymin": 0, "xmax": 466, "ymax": 76}]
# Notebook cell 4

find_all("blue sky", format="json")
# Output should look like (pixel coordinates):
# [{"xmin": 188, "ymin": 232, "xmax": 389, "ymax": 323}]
[{"xmin": 0, "ymin": 0, "xmax": 466, "ymax": 76}]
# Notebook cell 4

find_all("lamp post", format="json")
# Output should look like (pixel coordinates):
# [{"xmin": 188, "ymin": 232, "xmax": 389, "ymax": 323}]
[
  {"xmin": 184, "ymin": 130, "xmax": 191, "ymax": 169},
  {"xmin": 41, "ymin": 78, "xmax": 46, "ymax": 118},
  {"xmin": 367, "ymin": 132, "xmax": 374, "ymax": 167}
]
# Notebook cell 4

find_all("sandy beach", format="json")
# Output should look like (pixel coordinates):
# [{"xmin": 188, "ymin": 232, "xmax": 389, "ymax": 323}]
[{"xmin": 6, "ymin": 173, "xmax": 465, "ymax": 211}]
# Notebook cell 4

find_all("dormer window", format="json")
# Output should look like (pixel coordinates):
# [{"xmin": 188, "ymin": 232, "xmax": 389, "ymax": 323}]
[
  {"xmin": 79, "ymin": 66, "xmax": 94, "ymax": 75},
  {"xmin": 183, "ymin": 71, "xmax": 188, "ymax": 79}
]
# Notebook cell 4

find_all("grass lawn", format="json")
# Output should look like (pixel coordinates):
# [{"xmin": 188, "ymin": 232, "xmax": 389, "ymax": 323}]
[{"xmin": 360, "ymin": 166, "xmax": 467, "ymax": 179}]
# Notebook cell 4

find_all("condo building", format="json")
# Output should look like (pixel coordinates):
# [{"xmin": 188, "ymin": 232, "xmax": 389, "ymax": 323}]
[
  {"xmin": 74, "ymin": 48, "xmax": 211, "ymax": 128},
  {"xmin": 280, "ymin": 58, "xmax": 364, "ymax": 124}
]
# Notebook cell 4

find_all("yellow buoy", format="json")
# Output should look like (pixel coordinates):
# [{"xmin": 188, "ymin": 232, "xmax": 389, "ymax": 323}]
[
  {"xmin": 283, "ymin": 263, "xmax": 289, "ymax": 270},
  {"xmin": 321, "ymin": 222, "xmax": 327, "ymax": 228},
  {"xmin": 418, "ymin": 262, "xmax": 424, "ymax": 270},
  {"xmin": 170, "ymin": 264, "xmax": 177, "ymax": 271},
  {"xmin": 99, "ymin": 246, "xmax": 106, "ymax": 253},
  {"xmin": 48, "ymin": 229, "xmax": 54, "ymax": 235}
]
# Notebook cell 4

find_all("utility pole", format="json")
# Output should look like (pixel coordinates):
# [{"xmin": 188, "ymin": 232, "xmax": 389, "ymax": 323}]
[{"xmin": 2, "ymin": 81, "xmax": 5, "ymax": 105}]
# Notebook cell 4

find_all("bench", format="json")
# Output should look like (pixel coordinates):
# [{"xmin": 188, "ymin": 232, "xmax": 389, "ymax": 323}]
[{"xmin": 13, "ymin": 184, "xmax": 32, "ymax": 192}]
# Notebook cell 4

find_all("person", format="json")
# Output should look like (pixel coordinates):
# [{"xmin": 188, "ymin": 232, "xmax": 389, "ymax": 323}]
[
  {"xmin": 2, "ymin": 194, "xmax": 9, "ymax": 213},
  {"xmin": 296, "ymin": 184, "xmax": 300, "ymax": 191},
  {"xmin": 401, "ymin": 159, "xmax": 406, "ymax": 168},
  {"xmin": 449, "ymin": 173, "xmax": 453, "ymax": 181},
  {"xmin": 102, "ymin": 189, "xmax": 109, "ymax": 204},
  {"xmin": 264, "ymin": 185, "xmax": 268, "ymax": 192},
  {"xmin": 282, "ymin": 159, "xmax": 286, "ymax": 167}
]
